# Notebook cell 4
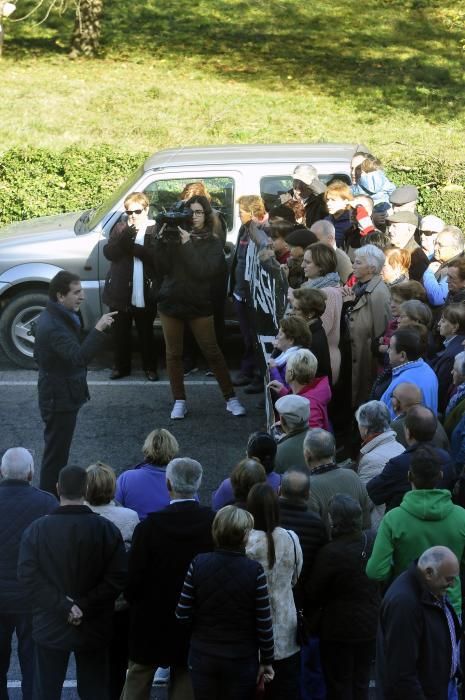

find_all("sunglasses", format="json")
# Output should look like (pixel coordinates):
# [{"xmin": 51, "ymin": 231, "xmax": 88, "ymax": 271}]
[{"xmin": 126, "ymin": 209, "xmax": 143, "ymax": 216}]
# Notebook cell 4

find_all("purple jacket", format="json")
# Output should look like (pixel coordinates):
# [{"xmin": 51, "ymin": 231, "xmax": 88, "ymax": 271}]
[
  {"xmin": 212, "ymin": 472, "xmax": 281, "ymax": 511},
  {"xmin": 115, "ymin": 463, "xmax": 171, "ymax": 521}
]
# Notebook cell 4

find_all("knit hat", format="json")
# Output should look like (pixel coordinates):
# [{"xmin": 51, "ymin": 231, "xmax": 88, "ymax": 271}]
[
  {"xmin": 419, "ymin": 215, "xmax": 445, "ymax": 234},
  {"xmin": 293, "ymin": 164, "xmax": 319, "ymax": 186},
  {"xmin": 285, "ymin": 228, "xmax": 318, "ymax": 248},
  {"xmin": 389, "ymin": 185, "xmax": 419, "ymax": 206},
  {"xmin": 275, "ymin": 395, "xmax": 310, "ymax": 425},
  {"xmin": 386, "ymin": 210, "xmax": 418, "ymax": 227}
]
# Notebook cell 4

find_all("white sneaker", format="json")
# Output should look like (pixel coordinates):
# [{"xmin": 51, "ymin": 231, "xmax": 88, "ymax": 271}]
[
  {"xmin": 226, "ymin": 397, "xmax": 247, "ymax": 416},
  {"xmin": 154, "ymin": 666, "xmax": 170, "ymax": 686},
  {"xmin": 170, "ymin": 400, "xmax": 187, "ymax": 419}
]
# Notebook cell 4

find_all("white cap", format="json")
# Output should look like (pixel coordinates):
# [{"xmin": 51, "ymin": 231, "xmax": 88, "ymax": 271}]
[
  {"xmin": 293, "ymin": 164, "xmax": 318, "ymax": 186},
  {"xmin": 419, "ymin": 215, "xmax": 446, "ymax": 233}
]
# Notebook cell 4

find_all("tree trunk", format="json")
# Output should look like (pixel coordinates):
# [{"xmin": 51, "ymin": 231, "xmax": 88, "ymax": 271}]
[{"xmin": 69, "ymin": 0, "xmax": 103, "ymax": 58}]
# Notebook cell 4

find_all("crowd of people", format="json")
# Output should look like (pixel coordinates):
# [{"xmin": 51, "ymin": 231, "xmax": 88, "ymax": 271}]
[{"xmin": 2, "ymin": 150, "xmax": 465, "ymax": 699}]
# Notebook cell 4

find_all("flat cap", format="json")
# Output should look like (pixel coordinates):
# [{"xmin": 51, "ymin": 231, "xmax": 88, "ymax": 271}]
[
  {"xmin": 389, "ymin": 185, "xmax": 419, "ymax": 205},
  {"xmin": 386, "ymin": 210, "xmax": 419, "ymax": 227},
  {"xmin": 419, "ymin": 215, "xmax": 445, "ymax": 233},
  {"xmin": 285, "ymin": 228, "xmax": 318, "ymax": 248},
  {"xmin": 293, "ymin": 164, "xmax": 319, "ymax": 186},
  {"xmin": 275, "ymin": 394, "xmax": 310, "ymax": 424}
]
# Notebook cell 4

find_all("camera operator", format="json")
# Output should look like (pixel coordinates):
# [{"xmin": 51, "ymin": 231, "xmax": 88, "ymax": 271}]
[
  {"xmin": 103, "ymin": 192, "xmax": 159, "ymax": 381},
  {"xmin": 154, "ymin": 195, "xmax": 247, "ymax": 419}
]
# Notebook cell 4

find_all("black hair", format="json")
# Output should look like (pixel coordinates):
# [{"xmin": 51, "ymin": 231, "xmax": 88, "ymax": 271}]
[
  {"xmin": 185, "ymin": 195, "xmax": 214, "ymax": 231},
  {"xmin": 391, "ymin": 328, "xmax": 423, "ymax": 361},
  {"xmin": 410, "ymin": 445, "xmax": 442, "ymax": 489},
  {"xmin": 58, "ymin": 465, "xmax": 87, "ymax": 499},
  {"xmin": 49, "ymin": 271, "xmax": 80, "ymax": 301},
  {"xmin": 246, "ymin": 432, "xmax": 277, "ymax": 474}
]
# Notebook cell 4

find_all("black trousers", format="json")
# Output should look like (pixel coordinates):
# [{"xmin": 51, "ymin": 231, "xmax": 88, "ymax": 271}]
[
  {"xmin": 33, "ymin": 644, "xmax": 109, "ymax": 700},
  {"xmin": 0, "ymin": 613, "xmax": 34, "ymax": 700},
  {"xmin": 111, "ymin": 305, "xmax": 157, "ymax": 373},
  {"xmin": 319, "ymin": 638, "xmax": 375, "ymax": 700},
  {"xmin": 39, "ymin": 408, "xmax": 78, "ymax": 495},
  {"xmin": 265, "ymin": 652, "xmax": 300, "ymax": 700}
]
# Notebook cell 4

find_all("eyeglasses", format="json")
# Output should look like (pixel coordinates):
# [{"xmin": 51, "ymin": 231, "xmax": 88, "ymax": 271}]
[
  {"xmin": 126, "ymin": 209, "xmax": 143, "ymax": 216},
  {"xmin": 192, "ymin": 210, "xmax": 205, "ymax": 216}
]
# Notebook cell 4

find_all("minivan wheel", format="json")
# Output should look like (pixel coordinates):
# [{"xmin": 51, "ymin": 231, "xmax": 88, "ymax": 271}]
[{"xmin": 0, "ymin": 290, "xmax": 48, "ymax": 368}]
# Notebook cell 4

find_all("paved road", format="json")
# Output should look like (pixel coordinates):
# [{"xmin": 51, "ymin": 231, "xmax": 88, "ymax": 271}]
[{"xmin": 0, "ymin": 341, "xmax": 265, "ymax": 698}]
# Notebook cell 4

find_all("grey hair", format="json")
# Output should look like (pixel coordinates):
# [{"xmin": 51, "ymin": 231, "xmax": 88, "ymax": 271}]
[
  {"xmin": 454, "ymin": 351, "xmax": 465, "ymax": 377},
  {"xmin": 310, "ymin": 219, "xmax": 336, "ymax": 240},
  {"xmin": 281, "ymin": 470, "xmax": 310, "ymax": 500},
  {"xmin": 356, "ymin": 244, "xmax": 385, "ymax": 274},
  {"xmin": 355, "ymin": 400, "xmax": 391, "ymax": 434},
  {"xmin": 303, "ymin": 428, "xmax": 336, "ymax": 462},
  {"xmin": 418, "ymin": 546, "xmax": 458, "ymax": 573},
  {"xmin": 165, "ymin": 457, "xmax": 202, "ymax": 496},
  {"xmin": 1, "ymin": 447, "xmax": 34, "ymax": 480},
  {"xmin": 438, "ymin": 225, "xmax": 464, "ymax": 252}
]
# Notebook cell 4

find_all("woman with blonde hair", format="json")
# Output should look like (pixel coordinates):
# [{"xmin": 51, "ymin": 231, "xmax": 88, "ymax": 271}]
[
  {"xmin": 268, "ymin": 348, "xmax": 331, "ymax": 430},
  {"xmin": 86, "ymin": 461, "xmax": 139, "ymax": 700},
  {"xmin": 230, "ymin": 195, "xmax": 271, "ymax": 392},
  {"xmin": 115, "ymin": 428, "xmax": 180, "ymax": 520},
  {"xmin": 103, "ymin": 191, "xmax": 159, "ymax": 381},
  {"xmin": 177, "ymin": 505, "xmax": 275, "ymax": 698}
]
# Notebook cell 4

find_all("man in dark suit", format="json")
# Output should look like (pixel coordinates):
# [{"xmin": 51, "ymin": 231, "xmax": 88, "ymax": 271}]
[
  {"xmin": 367, "ymin": 405, "xmax": 455, "ymax": 512},
  {"xmin": 34, "ymin": 271, "xmax": 116, "ymax": 493},
  {"xmin": 0, "ymin": 447, "xmax": 57, "ymax": 700},
  {"xmin": 122, "ymin": 457, "xmax": 214, "ymax": 700},
  {"xmin": 17, "ymin": 466, "xmax": 127, "ymax": 700}
]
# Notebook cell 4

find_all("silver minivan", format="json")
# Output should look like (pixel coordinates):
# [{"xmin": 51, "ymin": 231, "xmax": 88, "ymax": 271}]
[{"xmin": 0, "ymin": 143, "xmax": 361, "ymax": 367}]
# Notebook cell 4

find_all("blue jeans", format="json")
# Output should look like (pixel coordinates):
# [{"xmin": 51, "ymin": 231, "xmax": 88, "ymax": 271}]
[
  {"xmin": 0, "ymin": 612, "xmax": 34, "ymax": 700},
  {"xmin": 188, "ymin": 648, "xmax": 258, "ymax": 700}
]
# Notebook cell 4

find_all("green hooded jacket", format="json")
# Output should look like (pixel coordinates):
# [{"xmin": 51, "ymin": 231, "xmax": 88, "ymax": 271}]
[{"xmin": 366, "ymin": 489, "xmax": 465, "ymax": 613}]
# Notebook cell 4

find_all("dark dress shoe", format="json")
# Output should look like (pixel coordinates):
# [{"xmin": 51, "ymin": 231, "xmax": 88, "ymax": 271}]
[
  {"xmin": 110, "ymin": 369, "xmax": 130, "ymax": 380},
  {"xmin": 244, "ymin": 379, "xmax": 264, "ymax": 394},
  {"xmin": 232, "ymin": 373, "xmax": 253, "ymax": 387},
  {"xmin": 145, "ymin": 370, "xmax": 159, "ymax": 382}
]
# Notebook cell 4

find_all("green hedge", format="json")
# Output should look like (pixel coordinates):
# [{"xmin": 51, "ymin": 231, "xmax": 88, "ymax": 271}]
[{"xmin": 0, "ymin": 146, "xmax": 464, "ymax": 227}]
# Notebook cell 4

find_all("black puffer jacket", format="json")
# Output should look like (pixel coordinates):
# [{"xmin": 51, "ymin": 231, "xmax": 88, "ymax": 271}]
[
  {"xmin": 154, "ymin": 232, "xmax": 226, "ymax": 319},
  {"xmin": 102, "ymin": 222, "xmax": 159, "ymax": 310},
  {"xmin": 306, "ymin": 531, "xmax": 381, "ymax": 642}
]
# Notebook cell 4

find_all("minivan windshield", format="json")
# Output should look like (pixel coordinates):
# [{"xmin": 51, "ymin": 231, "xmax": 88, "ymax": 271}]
[{"xmin": 74, "ymin": 165, "xmax": 144, "ymax": 235}]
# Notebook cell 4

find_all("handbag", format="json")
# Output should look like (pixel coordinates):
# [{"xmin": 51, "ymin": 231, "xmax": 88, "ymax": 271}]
[{"xmin": 287, "ymin": 530, "xmax": 308, "ymax": 645}]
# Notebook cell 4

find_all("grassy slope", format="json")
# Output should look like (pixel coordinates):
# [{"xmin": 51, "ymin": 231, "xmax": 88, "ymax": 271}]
[{"xmin": 1, "ymin": 0, "xmax": 463, "ymax": 163}]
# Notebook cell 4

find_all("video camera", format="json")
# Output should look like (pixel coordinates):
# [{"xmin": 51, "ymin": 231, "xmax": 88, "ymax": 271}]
[{"xmin": 156, "ymin": 204, "xmax": 193, "ymax": 242}]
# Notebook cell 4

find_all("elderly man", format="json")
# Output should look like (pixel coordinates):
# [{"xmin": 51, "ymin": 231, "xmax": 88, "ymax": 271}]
[
  {"xmin": 380, "ymin": 329, "xmax": 438, "ymax": 419},
  {"xmin": 419, "ymin": 214, "xmax": 445, "ymax": 260},
  {"xmin": 367, "ymin": 445, "xmax": 465, "ymax": 615},
  {"xmin": 386, "ymin": 210, "xmax": 419, "ymax": 251},
  {"xmin": 0, "ymin": 448, "xmax": 57, "ymax": 700},
  {"xmin": 274, "ymin": 395, "xmax": 310, "ymax": 474},
  {"xmin": 389, "ymin": 185, "xmax": 419, "ymax": 214},
  {"xmin": 430, "ymin": 224, "xmax": 465, "ymax": 293},
  {"xmin": 367, "ymin": 405, "xmax": 455, "ymax": 512},
  {"xmin": 310, "ymin": 220, "xmax": 353, "ymax": 282},
  {"xmin": 18, "ymin": 466, "xmax": 127, "ymax": 700},
  {"xmin": 288, "ymin": 164, "xmax": 327, "ymax": 227},
  {"xmin": 377, "ymin": 546, "xmax": 461, "ymax": 699},
  {"xmin": 122, "ymin": 457, "xmax": 214, "ymax": 700},
  {"xmin": 304, "ymin": 428, "xmax": 371, "ymax": 531},
  {"xmin": 390, "ymin": 382, "xmax": 450, "ymax": 450}
]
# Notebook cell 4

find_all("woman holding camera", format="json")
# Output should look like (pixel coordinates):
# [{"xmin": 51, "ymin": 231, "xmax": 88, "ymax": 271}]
[
  {"xmin": 154, "ymin": 195, "xmax": 246, "ymax": 419},
  {"xmin": 103, "ymin": 192, "xmax": 159, "ymax": 381}
]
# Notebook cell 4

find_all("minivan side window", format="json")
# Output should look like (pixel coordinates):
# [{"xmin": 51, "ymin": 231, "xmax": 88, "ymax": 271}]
[
  {"xmin": 260, "ymin": 172, "xmax": 352, "ymax": 211},
  {"xmin": 143, "ymin": 177, "xmax": 235, "ymax": 230}
]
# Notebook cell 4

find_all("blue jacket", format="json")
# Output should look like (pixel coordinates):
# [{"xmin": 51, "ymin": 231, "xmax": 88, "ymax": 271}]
[
  {"xmin": 367, "ymin": 442, "xmax": 456, "ymax": 512},
  {"xmin": 450, "ymin": 412, "xmax": 465, "ymax": 469},
  {"xmin": 380, "ymin": 359, "xmax": 438, "ymax": 419},
  {"xmin": 34, "ymin": 301, "xmax": 106, "ymax": 413},
  {"xmin": 0, "ymin": 480, "xmax": 57, "ymax": 613},
  {"xmin": 351, "ymin": 170, "xmax": 396, "ymax": 208},
  {"xmin": 430, "ymin": 335, "xmax": 465, "ymax": 415}
]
